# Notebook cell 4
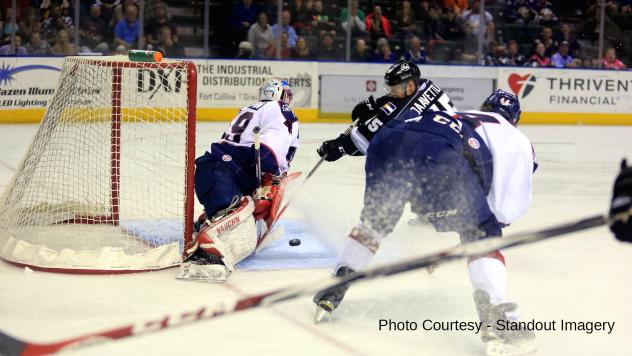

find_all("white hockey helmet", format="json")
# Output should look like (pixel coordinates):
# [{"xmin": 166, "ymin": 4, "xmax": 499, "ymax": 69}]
[{"xmin": 259, "ymin": 78, "xmax": 294, "ymax": 108}]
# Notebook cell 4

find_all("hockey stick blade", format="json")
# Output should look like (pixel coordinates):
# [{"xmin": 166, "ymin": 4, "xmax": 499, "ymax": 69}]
[{"xmin": 1, "ymin": 206, "xmax": 627, "ymax": 355}]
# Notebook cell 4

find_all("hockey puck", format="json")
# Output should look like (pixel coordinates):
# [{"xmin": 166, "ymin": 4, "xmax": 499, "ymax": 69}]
[{"xmin": 289, "ymin": 238, "xmax": 301, "ymax": 246}]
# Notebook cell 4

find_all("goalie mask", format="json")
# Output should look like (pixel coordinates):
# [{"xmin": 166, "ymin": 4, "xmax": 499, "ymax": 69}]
[{"xmin": 259, "ymin": 78, "xmax": 294, "ymax": 109}]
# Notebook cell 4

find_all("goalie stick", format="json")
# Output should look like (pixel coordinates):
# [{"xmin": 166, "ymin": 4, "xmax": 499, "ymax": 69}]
[
  {"xmin": 255, "ymin": 119, "xmax": 360, "ymax": 251},
  {"xmin": 1, "ymin": 204, "xmax": 629, "ymax": 356}
]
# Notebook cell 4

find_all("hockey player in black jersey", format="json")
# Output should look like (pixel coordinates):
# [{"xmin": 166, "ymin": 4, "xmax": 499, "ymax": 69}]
[{"xmin": 316, "ymin": 60, "xmax": 457, "ymax": 161}]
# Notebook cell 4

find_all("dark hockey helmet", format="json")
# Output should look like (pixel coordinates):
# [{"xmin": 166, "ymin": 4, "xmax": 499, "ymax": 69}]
[
  {"xmin": 481, "ymin": 89, "xmax": 522, "ymax": 125},
  {"xmin": 384, "ymin": 60, "xmax": 421, "ymax": 87}
]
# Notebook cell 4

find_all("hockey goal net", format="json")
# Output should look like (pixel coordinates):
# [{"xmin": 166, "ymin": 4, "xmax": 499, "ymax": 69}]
[{"xmin": 0, "ymin": 56, "xmax": 196, "ymax": 273}]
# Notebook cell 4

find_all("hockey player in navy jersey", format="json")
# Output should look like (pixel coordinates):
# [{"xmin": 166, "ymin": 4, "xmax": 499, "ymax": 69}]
[
  {"xmin": 178, "ymin": 78, "xmax": 299, "ymax": 282},
  {"xmin": 317, "ymin": 60, "xmax": 457, "ymax": 161},
  {"xmin": 314, "ymin": 90, "xmax": 538, "ymax": 355}
]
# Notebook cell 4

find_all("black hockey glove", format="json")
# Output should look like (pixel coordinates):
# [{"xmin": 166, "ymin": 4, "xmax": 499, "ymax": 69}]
[
  {"xmin": 317, "ymin": 134, "xmax": 358, "ymax": 162},
  {"xmin": 610, "ymin": 159, "xmax": 632, "ymax": 243},
  {"xmin": 352, "ymin": 96, "xmax": 379, "ymax": 121}
]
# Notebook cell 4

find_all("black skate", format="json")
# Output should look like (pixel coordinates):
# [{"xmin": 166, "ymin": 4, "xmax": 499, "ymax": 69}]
[
  {"xmin": 474, "ymin": 289, "xmax": 536, "ymax": 356},
  {"xmin": 313, "ymin": 266, "xmax": 355, "ymax": 323}
]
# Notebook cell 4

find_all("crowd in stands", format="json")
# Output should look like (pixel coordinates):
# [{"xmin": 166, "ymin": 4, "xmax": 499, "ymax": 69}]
[
  {"xmin": 0, "ymin": 0, "xmax": 184, "ymax": 57},
  {"xmin": 226, "ymin": 0, "xmax": 631, "ymax": 69},
  {"xmin": 1, "ymin": 0, "xmax": 630, "ymax": 70}
]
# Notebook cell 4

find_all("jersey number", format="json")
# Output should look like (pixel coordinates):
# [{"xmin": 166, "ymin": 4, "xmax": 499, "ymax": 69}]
[{"xmin": 222, "ymin": 112, "xmax": 254, "ymax": 143}]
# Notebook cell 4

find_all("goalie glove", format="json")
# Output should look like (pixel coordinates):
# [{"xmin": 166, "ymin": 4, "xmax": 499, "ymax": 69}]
[{"xmin": 610, "ymin": 159, "xmax": 632, "ymax": 243}]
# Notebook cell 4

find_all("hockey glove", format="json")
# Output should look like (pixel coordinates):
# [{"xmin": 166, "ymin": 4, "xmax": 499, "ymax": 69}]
[
  {"xmin": 352, "ymin": 96, "xmax": 379, "ymax": 121},
  {"xmin": 610, "ymin": 159, "xmax": 632, "ymax": 243},
  {"xmin": 317, "ymin": 134, "xmax": 359, "ymax": 162}
]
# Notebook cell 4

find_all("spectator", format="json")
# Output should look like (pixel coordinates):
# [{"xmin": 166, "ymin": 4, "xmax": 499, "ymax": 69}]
[
  {"xmin": 96, "ymin": 0, "xmax": 120, "ymax": 22},
  {"xmin": 528, "ymin": 42, "xmax": 551, "ymax": 67},
  {"xmin": 396, "ymin": 1, "xmax": 416, "ymax": 37},
  {"xmin": 622, "ymin": 0, "xmax": 632, "ymax": 14},
  {"xmin": 373, "ymin": 37, "xmax": 397, "ymax": 63},
  {"xmin": 248, "ymin": 12, "xmax": 273, "ymax": 58},
  {"xmin": 156, "ymin": 26, "xmax": 184, "ymax": 58},
  {"xmin": 24, "ymin": 31, "xmax": 53, "ymax": 54},
  {"xmin": 440, "ymin": 9, "xmax": 464, "ymax": 40},
  {"xmin": 230, "ymin": 0, "xmax": 258, "ymax": 40},
  {"xmin": 454, "ymin": 22, "xmax": 479, "ymax": 63},
  {"xmin": 513, "ymin": 5, "xmax": 537, "ymax": 25},
  {"xmin": 462, "ymin": 0, "xmax": 493, "ymax": 36},
  {"xmin": 309, "ymin": 0, "xmax": 336, "ymax": 36},
  {"xmin": 235, "ymin": 40, "xmax": 256, "ymax": 59},
  {"xmin": 2, "ymin": 7, "xmax": 18, "ymax": 36},
  {"xmin": 350, "ymin": 37, "xmax": 371, "ymax": 61},
  {"xmin": 340, "ymin": 0, "xmax": 366, "ymax": 36},
  {"xmin": 538, "ymin": 26, "xmax": 557, "ymax": 56},
  {"xmin": 79, "ymin": 4, "xmax": 109, "ymax": 54},
  {"xmin": 402, "ymin": 35, "xmax": 428, "ymax": 64},
  {"xmin": 423, "ymin": 6, "xmax": 443, "ymax": 40},
  {"xmin": 290, "ymin": 0, "xmax": 313, "ymax": 35},
  {"xmin": 111, "ymin": 0, "xmax": 138, "ymax": 27},
  {"xmin": 550, "ymin": 41, "xmax": 574, "ymax": 68},
  {"xmin": 315, "ymin": 32, "xmax": 341, "ymax": 60},
  {"xmin": 263, "ymin": 0, "xmax": 279, "ymax": 25},
  {"xmin": 365, "ymin": 5, "xmax": 392, "ymax": 40},
  {"xmin": 537, "ymin": 8, "xmax": 558, "ymax": 27},
  {"xmin": 482, "ymin": 41, "xmax": 503, "ymax": 65},
  {"xmin": 601, "ymin": 47, "xmax": 627, "ymax": 70},
  {"xmin": 114, "ymin": 5, "xmax": 139, "ymax": 50},
  {"xmin": 535, "ymin": 0, "xmax": 555, "ymax": 12},
  {"xmin": 264, "ymin": 31, "xmax": 291, "ymax": 59},
  {"xmin": 18, "ymin": 7, "xmax": 40, "ymax": 40},
  {"xmin": 272, "ymin": 10, "xmax": 297, "ymax": 48},
  {"xmin": 145, "ymin": 2, "xmax": 177, "ymax": 49},
  {"xmin": 0, "ymin": 34, "xmax": 27, "ymax": 55},
  {"xmin": 505, "ymin": 0, "xmax": 537, "ymax": 23},
  {"xmin": 502, "ymin": 40, "xmax": 527, "ymax": 66},
  {"xmin": 443, "ymin": 0, "xmax": 469, "ymax": 15},
  {"xmin": 558, "ymin": 22, "xmax": 580, "ymax": 58},
  {"xmin": 291, "ymin": 36, "xmax": 313, "ymax": 59},
  {"xmin": 52, "ymin": 29, "xmax": 76, "ymax": 55},
  {"xmin": 41, "ymin": 3, "xmax": 73, "ymax": 42}
]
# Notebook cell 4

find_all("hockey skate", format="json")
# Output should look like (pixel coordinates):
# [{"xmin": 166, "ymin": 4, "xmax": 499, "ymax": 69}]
[
  {"xmin": 313, "ymin": 266, "xmax": 355, "ymax": 323},
  {"xmin": 177, "ymin": 248, "xmax": 231, "ymax": 282},
  {"xmin": 474, "ymin": 289, "xmax": 536, "ymax": 356}
]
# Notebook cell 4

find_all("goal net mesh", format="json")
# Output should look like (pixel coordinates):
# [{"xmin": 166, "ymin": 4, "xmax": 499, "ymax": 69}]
[{"xmin": 0, "ymin": 56, "xmax": 196, "ymax": 273}]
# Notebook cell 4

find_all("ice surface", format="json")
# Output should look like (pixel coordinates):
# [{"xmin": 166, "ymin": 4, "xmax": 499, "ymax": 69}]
[{"xmin": 1, "ymin": 123, "xmax": 631, "ymax": 356}]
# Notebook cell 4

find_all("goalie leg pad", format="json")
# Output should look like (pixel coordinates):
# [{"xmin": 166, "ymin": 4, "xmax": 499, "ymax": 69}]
[{"xmin": 198, "ymin": 196, "xmax": 257, "ymax": 268}]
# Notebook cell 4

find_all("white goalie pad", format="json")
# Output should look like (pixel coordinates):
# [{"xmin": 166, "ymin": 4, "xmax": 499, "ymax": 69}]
[{"xmin": 180, "ymin": 197, "xmax": 257, "ymax": 283}]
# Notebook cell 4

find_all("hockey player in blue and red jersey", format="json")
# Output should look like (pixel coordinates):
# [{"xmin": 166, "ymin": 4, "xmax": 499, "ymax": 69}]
[
  {"xmin": 178, "ymin": 78, "xmax": 299, "ymax": 282},
  {"xmin": 314, "ymin": 90, "xmax": 538, "ymax": 356}
]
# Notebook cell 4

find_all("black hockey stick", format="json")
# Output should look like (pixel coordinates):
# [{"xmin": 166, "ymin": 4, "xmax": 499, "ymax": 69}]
[
  {"xmin": 255, "ymin": 119, "xmax": 359, "ymax": 250},
  {"xmin": 253, "ymin": 126, "xmax": 262, "ymax": 197},
  {"xmin": 1, "ymin": 204, "xmax": 629, "ymax": 356}
]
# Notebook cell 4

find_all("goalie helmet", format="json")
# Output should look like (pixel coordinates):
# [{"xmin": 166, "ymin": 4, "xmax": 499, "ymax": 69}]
[
  {"xmin": 481, "ymin": 89, "xmax": 522, "ymax": 125},
  {"xmin": 259, "ymin": 78, "xmax": 294, "ymax": 108}
]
